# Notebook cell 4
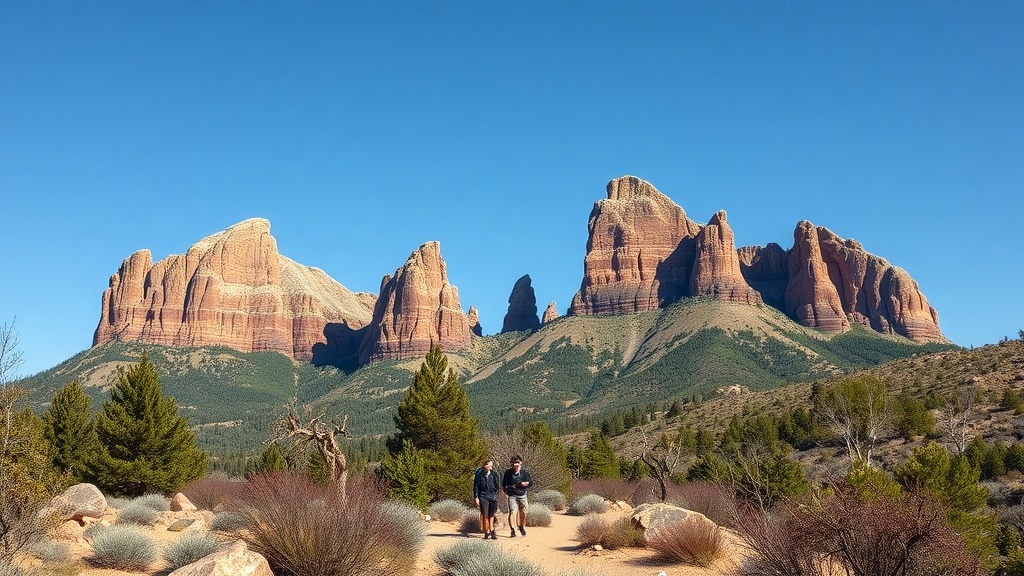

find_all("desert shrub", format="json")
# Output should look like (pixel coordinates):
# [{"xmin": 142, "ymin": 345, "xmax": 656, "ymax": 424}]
[
  {"xmin": 568, "ymin": 494, "xmax": 608, "ymax": 515},
  {"xmin": 89, "ymin": 525, "xmax": 156, "ymax": 571},
  {"xmin": 533, "ymin": 489, "xmax": 567, "ymax": 511},
  {"xmin": 209, "ymin": 511, "xmax": 246, "ymax": 532},
  {"xmin": 524, "ymin": 503, "xmax": 552, "ymax": 527},
  {"xmin": 131, "ymin": 493, "xmax": 170, "ymax": 511},
  {"xmin": 669, "ymin": 481, "xmax": 737, "ymax": 528},
  {"xmin": 380, "ymin": 499, "xmax": 426, "ymax": 551},
  {"xmin": 30, "ymin": 540, "xmax": 69, "ymax": 563},
  {"xmin": 82, "ymin": 523, "xmax": 110, "ymax": 540},
  {"xmin": 571, "ymin": 478, "xmax": 634, "ymax": 502},
  {"xmin": 105, "ymin": 497, "xmax": 130, "ymax": 510},
  {"xmin": 182, "ymin": 475, "xmax": 247, "ymax": 510},
  {"xmin": 458, "ymin": 509, "xmax": 483, "ymax": 535},
  {"xmin": 114, "ymin": 502, "xmax": 159, "ymax": 526},
  {"xmin": 575, "ymin": 514, "xmax": 609, "ymax": 547},
  {"xmin": 163, "ymin": 532, "xmax": 219, "ymax": 571},
  {"xmin": 429, "ymin": 499, "xmax": 469, "ymax": 522},
  {"xmin": 225, "ymin": 473, "xmax": 417, "ymax": 576},
  {"xmin": 598, "ymin": 516, "xmax": 645, "ymax": 550},
  {"xmin": 434, "ymin": 539, "xmax": 543, "ymax": 576},
  {"xmin": 647, "ymin": 518, "xmax": 724, "ymax": 567}
]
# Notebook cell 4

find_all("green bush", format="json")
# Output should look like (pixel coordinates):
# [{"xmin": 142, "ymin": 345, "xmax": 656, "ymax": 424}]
[
  {"xmin": 429, "ymin": 499, "xmax": 469, "ymax": 522},
  {"xmin": 163, "ymin": 532, "xmax": 219, "ymax": 571},
  {"xmin": 115, "ymin": 503, "xmax": 159, "ymax": 526},
  {"xmin": 533, "ymin": 489, "xmax": 567, "ymax": 511},
  {"xmin": 131, "ymin": 493, "xmax": 170, "ymax": 511},
  {"xmin": 524, "ymin": 503, "xmax": 552, "ymax": 527},
  {"xmin": 89, "ymin": 525, "xmax": 156, "ymax": 570},
  {"xmin": 568, "ymin": 494, "xmax": 608, "ymax": 515},
  {"xmin": 647, "ymin": 518, "xmax": 724, "ymax": 567}
]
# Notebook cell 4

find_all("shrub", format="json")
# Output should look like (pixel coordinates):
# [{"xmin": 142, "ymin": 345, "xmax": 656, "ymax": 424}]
[
  {"xmin": 533, "ymin": 489, "xmax": 567, "ymax": 511},
  {"xmin": 568, "ymin": 494, "xmax": 608, "ymax": 515},
  {"xmin": 575, "ymin": 514, "xmax": 609, "ymax": 547},
  {"xmin": 601, "ymin": 517, "xmax": 645, "ymax": 550},
  {"xmin": 380, "ymin": 499, "xmax": 426, "ymax": 552},
  {"xmin": 182, "ymin": 475, "xmax": 247, "ymax": 510},
  {"xmin": 30, "ymin": 540, "xmax": 69, "ymax": 563},
  {"xmin": 225, "ymin": 473, "xmax": 417, "ymax": 576},
  {"xmin": 209, "ymin": 511, "xmax": 245, "ymax": 532},
  {"xmin": 458, "ymin": 509, "xmax": 483, "ymax": 535},
  {"xmin": 163, "ymin": 532, "xmax": 219, "ymax": 571},
  {"xmin": 524, "ymin": 503, "xmax": 551, "ymax": 527},
  {"xmin": 131, "ymin": 493, "xmax": 170, "ymax": 511},
  {"xmin": 115, "ymin": 503, "xmax": 159, "ymax": 526},
  {"xmin": 82, "ymin": 523, "xmax": 110, "ymax": 540},
  {"xmin": 429, "ymin": 499, "xmax": 469, "ymax": 522},
  {"xmin": 89, "ymin": 525, "xmax": 156, "ymax": 571},
  {"xmin": 106, "ymin": 497, "xmax": 130, "ymax": 510},
  {"xmin": 571, "ymin": 478, "xmax": 634, "ymax": 502},
  {"xmin": 647, "ymin": 518, "xmax": 724, "ymax": 567},
  {"xmin": 434, "ymin": 540, "xmax": 543, "ymax": 576},
  {"xmin": 669, "ymin": 481, "xmax": 737, "ymax": 528}
]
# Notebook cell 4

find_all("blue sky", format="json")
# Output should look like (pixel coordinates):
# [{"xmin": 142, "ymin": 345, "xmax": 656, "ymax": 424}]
[{"xmin": 1, "ymin": 1, "xmax": 1021, "ymax": 377}]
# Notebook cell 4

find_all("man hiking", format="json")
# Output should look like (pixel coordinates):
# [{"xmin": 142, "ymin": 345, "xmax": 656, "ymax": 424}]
[
  {"xmin": 473, "ymin": 458, "xmax": 500, "ymax": 539},
  {"xmin": 502, "ymin": 455, "xmax": 533, "ymax": 537}
]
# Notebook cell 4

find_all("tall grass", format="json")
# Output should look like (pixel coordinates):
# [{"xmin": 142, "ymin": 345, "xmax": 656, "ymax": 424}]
[{"xmin": 646, "ymin": 518, "xmax": 724, "ymax": 567}]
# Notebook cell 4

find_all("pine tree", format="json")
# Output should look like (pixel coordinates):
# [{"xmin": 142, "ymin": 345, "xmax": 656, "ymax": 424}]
[
  {"xmin": 44, "ymin": 380, "xmax": 99, "ymax": 482},
  {"xmin": 248, "ymin": 443, "xmax": 286, "ymax": 477},
  {"xmin": 379, "ymin": 439, "xmax": 430, "ymax": 510},
  {"xmin": 93, "ymin": 354, "xmax": 208, "ymax": 496},
  {"xmin": 389, "ymin": 346, "xmax": 486, "ymax": 501}
]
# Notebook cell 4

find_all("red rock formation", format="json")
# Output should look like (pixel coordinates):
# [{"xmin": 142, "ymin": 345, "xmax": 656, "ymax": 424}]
[
  {"xmin": 358, "ymin": 242, "xmax": 471, "ymax": 363},
  {"xmin": 501, "ymin": 275, "xmax": 541, "ymax": 333},
  {"xmin": 467, "ymin": 306, "xmax": 483, "ymax": 337},
  {"xmin": 689, "ymin": 211, "xmax": 762, "ymax": 305},
  {"xmin": 784, "ymin": 221, "xmax": 944, "ymax": 341},
  {"xmin": 93, "ymin": 219, "xmax": 374, "ymax": 359},
  {"xmin": 569, "ymin": 176, "xmax": 702, "ymax": 315},
  {"xmin": 542, "ymin": 302, "xmax": 559, "ymax": 325},
  {"xmin": 738, "ymin": 243, "xmax": 789, "ymax": 307}
]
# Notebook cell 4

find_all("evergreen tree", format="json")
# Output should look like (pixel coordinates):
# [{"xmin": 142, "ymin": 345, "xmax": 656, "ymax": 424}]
[
  {"xmin": 249, "ymin": 443, "xmax": 286, "ymax": 477},
  {"xmin": 93, "ymin": 354, "xmax": 208, "ymax": 496},
  {"xmin": 580, "ymin": 430, "xmax": 619, "ymax": 479},
  {"xmin": 388, "ymin": 347, "xmax": 486, "ymax": 501},
  {"xmin": 379, "ymin": 439, "xmax": 430, "ymax": 510},
  {"xmin": 43, "ymin": 380, "xmax": 99, "ymax": 482}
]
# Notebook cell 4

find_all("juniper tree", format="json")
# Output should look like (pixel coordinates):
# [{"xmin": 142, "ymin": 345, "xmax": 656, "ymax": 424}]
[
  {"xmin": 93, "ymin": 354, "xmax": 208, "ymax": 496},
  {"xmin": 44, "ymin": 380, "xmax": 100, "ymax": 482},
  {"xmin": 388, "ymin": 346, "xmax": 486, "ymax": 501}
]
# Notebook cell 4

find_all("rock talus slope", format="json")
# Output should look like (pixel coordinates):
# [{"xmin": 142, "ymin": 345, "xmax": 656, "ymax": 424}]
[{"xmin": 93, "ymin": 219, "xmax": 375, "ymax": 359}]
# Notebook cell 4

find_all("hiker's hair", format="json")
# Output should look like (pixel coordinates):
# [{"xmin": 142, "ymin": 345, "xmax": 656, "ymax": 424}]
[
  {"xmin": 511, "ymin": 455, "xmax": 522, "ymax": 464},
  {"xmin": 482, "ymin": 458, "xmax": 493, "ymax": 466}
]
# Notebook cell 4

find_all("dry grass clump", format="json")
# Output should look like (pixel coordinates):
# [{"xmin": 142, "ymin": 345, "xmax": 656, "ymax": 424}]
[
  {"xmin": 429, "ymin": 499, "xmax": 469, "ymax": 522},
  {"xmin": 533, "ymin": 489, "xmax": 567, "ymax": 511},
  {"xmin": 571, "ymin": 478, "xmax": 635, "ymax": 502},
  {"xmin": 646, "ymin": 518, "xmax": 724, "ymax": 567},
  {"xmin": 162, "ymin": 532, "xmax": 220, "ymax": 571},
  {"xmin": 524, "ymin": 503, "xmax": 552, "ymax": 527},
  {"xmin": 575, "ymin": 514, "xmax": 646, "ymax": 550},
  {"xmin": 131, "ymin": 493, "xmax": 170, "ymax": 511},
  {"xmin": 667, "ymin": 481, "xmax": 737, "ymax": 527},
  {"xmin": 575, "ymin": 514, "xmax": 609, "ymax": 547},
  {"xmin": 181, "ymin": 475, "xmax": 247, "ymax": 510},
  {"xmin": 222, "ymin": 473, "xmax": 420, "ymax": 576},
  {"xmin": 568, "ymin": 494, "xmax": 609, "ymax": 515},
  {"xmin": 89, "ymin": 525, "xmax": 156, "ymax": 571},
  {"xmin": 114, "ymin": 502, "xmax": 159, "ymax": 526},
  {"xmin": 434, "ymin": 539, "xmax": 543, "ymax": 576}
]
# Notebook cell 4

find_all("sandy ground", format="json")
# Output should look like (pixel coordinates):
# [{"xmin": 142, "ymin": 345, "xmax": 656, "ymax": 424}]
[{"xmin": 42, "ymin": 506, "xmax": 743, "ymax": 576}]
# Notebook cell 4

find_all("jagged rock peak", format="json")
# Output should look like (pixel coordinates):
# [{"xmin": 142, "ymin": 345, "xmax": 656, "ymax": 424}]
[
  {"xmin": 689, "ymin": 210, "xmax": 762, "ymax": 305},
  {"xmin": 784, "ymin": 221, "xmax": 945, "ymax": 342},
  {"xmin": 606, "ymin": 175, "xmax": 663, "ymax": 200},
  {"xmin": 93, "ymin": 219, "xmax": 375, "ymax": 359},
  {"xmin": 501, "ymin": 275, "xmax": 541, "ymax": 333},
  {"xmin": 467, "ymin": 306, "xmax": 483, "ymax": 336},
  {"xmin": 358, "ymin": 241, "xmax": 471, "ymax": 364},
  {"xmin": 542, "ymin": 301, "xmax": 558, "ymax": 325}
]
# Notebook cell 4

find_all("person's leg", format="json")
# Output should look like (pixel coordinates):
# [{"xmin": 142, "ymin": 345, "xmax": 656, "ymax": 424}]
[{"xmin": 517, "ymin": 497, "xmax": 527, "ymax": 535}]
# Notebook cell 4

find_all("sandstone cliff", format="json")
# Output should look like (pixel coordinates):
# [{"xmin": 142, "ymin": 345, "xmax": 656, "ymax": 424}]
[
  {"xmin": 467, "ymin": 306, "xmax": 483, "ymax": 336},
  {"xmin": 690, "ymin": 211, "xmax": 762, "ymax": 305},
  {"xmin": 569, "ymin": 176, "xmax": 703, "ymax": 315},
  {"xmin": 501, "ymin": 275, "xmax": 541, "ymax": 333},
  {"xmin": 542, "ymin": 302, "xmax": 559, "ymax": 325},
  {"xmin": 357, "ymin": 242, "xmax": 471, "ymax": 364},
  {"xmin": 93, "ymin": 219, "xmax": 375, "ymax": 359}
]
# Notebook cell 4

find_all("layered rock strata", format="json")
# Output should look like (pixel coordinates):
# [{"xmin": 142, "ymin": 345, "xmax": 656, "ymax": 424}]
[
  {"xmin": 501, "ymin": 275, "xmax": 541, "ymax": 333},
  {"xmin": 357, "ymin": 242, "xmax": 471, "ymax": 364},
  {"xmin": 542, "ymin": 302, "xmax": 559, "ymax": 325},
  {"xmin": 690, "ymin": 211, "xmax": 762, "ymax": 305},
  {"xmin": 93, "ymin": 219, "xmax": 375, "ymax": 359},
  {"xmin": 467, "ymin": 306, "xmax": 483, "ymax": 336}
]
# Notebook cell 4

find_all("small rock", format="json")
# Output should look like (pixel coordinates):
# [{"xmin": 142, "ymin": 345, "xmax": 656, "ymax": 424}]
[
  {"xmin": 171, "ymin": 493, "xmax": 198, "ymax": 512},
  {"xmin": 167, "ymin": 519, "xmax": 196, "ymax": 532}
]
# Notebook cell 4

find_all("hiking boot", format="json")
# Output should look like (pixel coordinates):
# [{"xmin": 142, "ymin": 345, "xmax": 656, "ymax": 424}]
[
  {"xmin": 519, "ymin": 526, "xmax": 527, "ymax": 536},
  {"xmin": 489, "ymin": 531, "xmax": 497, "ymax": 540},
  {"xmin": 510, "ymin": 528, "xmax": 516, "ymax": 538}
]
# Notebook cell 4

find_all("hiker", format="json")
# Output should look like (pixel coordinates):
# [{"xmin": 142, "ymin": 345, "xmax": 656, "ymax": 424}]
[
  {"xmin": 502, "ymin": 454, "xmax": 533, "ymax": 537},
  {"xmin": 473, "ymin": 458, "xmax": 500, "ymax": 539}
]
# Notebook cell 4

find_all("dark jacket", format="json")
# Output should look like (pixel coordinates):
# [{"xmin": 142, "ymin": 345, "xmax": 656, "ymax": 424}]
[
  {"xmin": 502, "ymin": 468, "xmax": 533, "ymax": 497},
  {"xmin": 473, "ymin": 468, "xmax": 500, "ymax": 500}
]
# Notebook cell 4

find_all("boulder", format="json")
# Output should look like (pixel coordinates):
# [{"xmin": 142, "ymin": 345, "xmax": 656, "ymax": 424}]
[
  {"xmin": 170, "ymin": 493, "xmax": 198, "ymax": 512},
  {"xmin": 501, "ymin": 275, "xmax": 541, "ymax": 332},
  {"xmin": 630, "ymin": 502, "xmax": 715, "ymax": 538},
  {"xmin": 168, "ymin": 540, "xmax": 272, "ymax": 576},
  {"xmin": 44, "ymin": 483, "xmax": 106, "ymax": 522}
]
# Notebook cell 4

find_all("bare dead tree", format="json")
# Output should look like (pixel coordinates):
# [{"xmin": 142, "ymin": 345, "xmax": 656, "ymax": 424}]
[
  {"xmin": 276, "ymin": 401, "xmax": 350, "ymax": 494},
  {"xmin": 816, "ymin": 376, "xmax": 892, "ymax": 467},
  {"xmin": 639, "ymin": 428, "xmax": 687, "ymax": 502},
  {"xmin": 938, "ymin": 384, "xmax": 976, "ymax": 454}
]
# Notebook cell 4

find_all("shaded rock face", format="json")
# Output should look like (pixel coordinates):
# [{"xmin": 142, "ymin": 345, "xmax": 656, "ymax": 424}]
[
  {"xmin": 501, "ymin": 275, "xmax": 541, "ymax": 333},
  {"xmin": 358, "ymin": 242, "xmax": 471, "ymax": 364},
  {"xmin": 93, "ymin": 219, "xmax": 375, "ymax": 360},
  {"xmin": 784, "ymin": 221, "xmax": 944, "ymax": 341},
  {"xmin": 542, "ymin": 301, "xmax": 558, "ymax": 325},
  {"xmin": 569, "ymin": 176, "xmax": 703, "ymax": 316},
  {"xmin": 467, "ymin": 306, "xmax": 483, "ymax": 336},
  {"xmin": 570, "ymin": 177, "xmax": 945, "ymax": 342}
]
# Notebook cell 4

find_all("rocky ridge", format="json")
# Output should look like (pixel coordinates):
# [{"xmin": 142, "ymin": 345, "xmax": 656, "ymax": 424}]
[{"xmin": 501, "ymin": 274, "xmax": 541, "ymax": 333}]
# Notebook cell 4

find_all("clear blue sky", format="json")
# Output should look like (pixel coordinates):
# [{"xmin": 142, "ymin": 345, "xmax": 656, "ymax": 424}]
[{"xmin": 2, "ymin": 1, "xmax": 1022, "ymax": 377}]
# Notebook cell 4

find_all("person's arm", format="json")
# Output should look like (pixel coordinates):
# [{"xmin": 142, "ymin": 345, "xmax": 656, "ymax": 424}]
[{"xmin": 501, "ymin": 470, "xmax": 512, "ymax": 493}]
